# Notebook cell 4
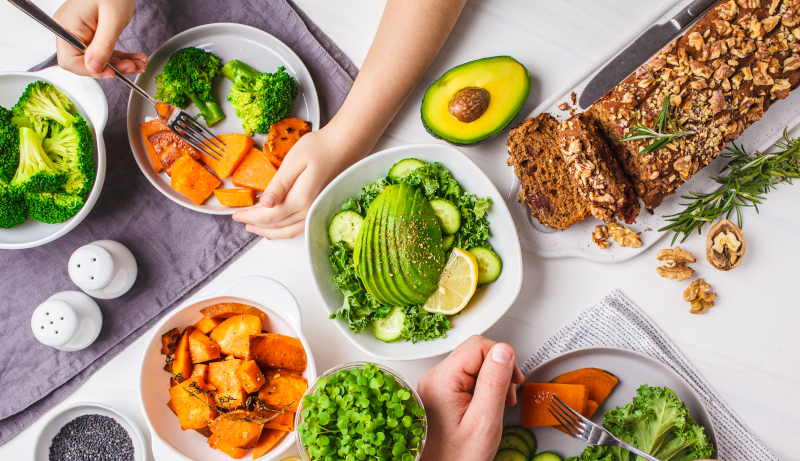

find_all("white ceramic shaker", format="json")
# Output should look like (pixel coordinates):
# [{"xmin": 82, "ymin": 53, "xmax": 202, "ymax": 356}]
[
  {"xmin": 68, "ymin": 240, "xmax": 138, "ymax": 299},
  {"xmin": 31, "ymin": 291, "xmax": 102, "ymax": 351}
]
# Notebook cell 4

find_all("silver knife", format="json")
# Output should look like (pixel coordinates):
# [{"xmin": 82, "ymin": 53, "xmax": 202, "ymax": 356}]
[{"xmin": 579, "ymin": 0, "xmax": 720, "ymax": 109}]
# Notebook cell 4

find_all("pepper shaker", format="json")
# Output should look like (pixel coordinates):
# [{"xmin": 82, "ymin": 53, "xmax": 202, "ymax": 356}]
[
  {"xmin": 31, "ymin": 291, "xmax": 102, "ymax": 351},
  {"xmin": 68, "ymin": 240, "xmax": 137, "ymax": 299}
]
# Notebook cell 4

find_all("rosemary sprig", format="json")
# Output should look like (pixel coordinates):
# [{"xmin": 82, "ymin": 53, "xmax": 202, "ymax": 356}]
[
  {"xmin": 660, "ymin": 128, "xmax": 800, "ymax": 244},
  {"xmin": 620, "ymin": 94, "xmax": 695, "ymax": 156},
  {"xmin": 184, "ymin": 380, "xmax": 294, "ymax": 423}
]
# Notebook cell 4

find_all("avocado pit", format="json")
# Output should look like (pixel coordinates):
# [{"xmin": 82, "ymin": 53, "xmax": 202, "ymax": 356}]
[{"xmin": 448, "ymin": 87, "xmax": 490, "ymax": 123}]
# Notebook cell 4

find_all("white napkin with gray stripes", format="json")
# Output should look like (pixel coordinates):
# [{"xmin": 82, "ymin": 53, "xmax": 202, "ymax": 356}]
[{"xmin": 520, "ymin": 290, "xmax": 777, "ymax": 461}]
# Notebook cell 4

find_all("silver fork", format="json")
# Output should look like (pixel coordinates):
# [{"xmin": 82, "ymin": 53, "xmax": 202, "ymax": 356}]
[
  {"xmin": 8, "ymin": 0, "xmax": 225, "ymax": 161},
  {"xmin": 549, "ymin": 395, "xmax": 662, "ymax": 461}
]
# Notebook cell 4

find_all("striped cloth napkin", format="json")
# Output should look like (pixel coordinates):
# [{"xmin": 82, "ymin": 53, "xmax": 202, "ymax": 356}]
[{"xmin": 520, "ymin": 290, "xmax": 777, "ymax": 461}]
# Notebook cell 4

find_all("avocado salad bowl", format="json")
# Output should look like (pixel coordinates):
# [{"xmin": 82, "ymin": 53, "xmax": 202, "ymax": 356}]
[{"xmin": 306, "ymin": 144, "xmax": 523, "ymax": 361}]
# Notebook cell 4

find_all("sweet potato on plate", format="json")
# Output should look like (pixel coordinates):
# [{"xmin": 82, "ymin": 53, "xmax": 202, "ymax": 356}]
[
  {"xmin": 195, "ymin": 316, "xmax": 222, "ymax": 335},
  {"xmin": 554, "ymin": 399, "xmax": 599, "ymax": 435},
  {"xmin": 172, "ymin": 326, "xmax": 194, "ymax": 382},
  {"xmin": 201, "ymin": 303, "xmax": 268, "ymax": 323},
  {"xmin": 258, "ymin": 410, "xmax": 294, "ymax": 432},
  {"xmin": 264, "ymin": 118, "xmax": 311, "ymax": 163},
  {"xmin": 201, "ymin": 133, "xmax": 255, "ymax": 179},
  {"xmin": 246, "ymin": 333, "xmax": 307, "ymax": 372},
  {"xmin": 257, "ymin": 370, "xmax": 307, "ymax": 413},
  {"xmin": 189, "ymin": 329, "xmax": 221, "ymax": 363},
  {"xmin": 209, "ymin": 359, "xmax": 247, "ymax": 410},
  {"xmin": 215, "ymin": 188, "xmax": 256, "ymax": 207},
  {"xmin": 209, "ymin": 433, "xmax": 248, "ymax": 459},
  {"xmin": 252, "ymin": 429, "xmax": 286, "ymax": 459},
  {"xmin": 209, "ymin": 411, "xmax": 264, "ymax": 448},
  {"xmin": 140, "ymin": 119, "xmax": 168, "ymax": 172},
  {"xmin": 550, "ymin": 368, "xmax": 618, "ymax": 404},
  {"xmin": 161, "ymin": 327, "xmax": 181, "ymax": 355},
  {"xmin": 148, "ymin": 130, "xmax": 202, "ymax": 175},
  {"xmin": 520, "ymin": 382, "xmax": 588, "ymax": 427},
  {"xmin": 171, "ymin": 154, "xmax": 222, "ymax": 205},
  {"xmin": 167, "ymin": 400, "xmax": 213, "ymax": 438},
  {"xmin": 169, "ymin": 375, "xmax": 218, "ymax": 430},
  {"xmin": 210, "ymin": 314, "xmax": 262, "ymax": 358},
  {"xmin": 236, "ymin": 360, "xmax": 266, "ymax": 393},
  {"xmin": 191, "ymin": 364, "xmax": 210, "ymax": 382},
  {"xmin": 231, "ymin": 148, "xmax": 277, "ymax": 191}
]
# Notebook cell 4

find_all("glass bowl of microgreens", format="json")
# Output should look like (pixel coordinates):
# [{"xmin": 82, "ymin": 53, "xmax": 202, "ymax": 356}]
[{"xmin": 295, "ymin": 362, "xmax": 427, "ymax": 461}]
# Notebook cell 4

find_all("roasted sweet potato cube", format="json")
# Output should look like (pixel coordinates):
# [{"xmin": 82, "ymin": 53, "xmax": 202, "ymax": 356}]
[
  {"xmin": 214, "ymin": 188, "xmax": 256, "ymax": 207},
  {"xmin": 210, "ymin": 314, "xmax": 262, "ymax": 358},
  {"xmin": 169, "ymin": 376, "xmax": 218, "ymax": 430},
  {"xmin": 550, "ymin": 368, "xmax": 619, "ymax": 405},
  {"xmin": 201, "ymin": 133, "xmax": 255, "ymax": 179},
  {"xmin": 149, "ymin": 130, "xmax": 201, "ymax": 175},
  {"xmin": 194, "ymin": 316, "xmax": 222, "ymax": 335},
  {"xmin": 201, "ymin": 302, "xmax": 268, "ymax": 323},
  {"xmin": 258, "ymin": 370, "xmax": 307, "ymax": 412},
  {"xmin": 172, "ymin": 327, "xmax": 194, "ymax": 382},
  {"xmin": 161, "ymin": 327, "xmax": 181, "ymax": 355},
  {"xmin": 140, "ymin": 119, "xmax": 168, "ymax": 173},
  {"xmin": 264, "ymin": 118, "xmax": 311, "ymax": 162},
  {"xmin": 209, "ymin": 359, "xmax": 246, "ymax": 410},
  {"xmin": 191, "ymin": 363, "xmax": 209, "ymax": 381},
  {"xmin": 171, "ymin": 154, "xmax": 222, "ymax": 205},
  {"xmin": 260, "ymin": 410, "xmax": 294, "ymax": 432},
  {"xmin": 236, "ymin": 360, "xmax": 266, "ymax": 393},
  {"xmin": 209, "ymin": 433, "xmax": 247, "ymax": 459},
  {"xmin": 168, "ymin": 399, "xmax": 212, "ymax": 438},
  {"xmin": 209, "ymin": 411, "xmax": 264, "ymax": 448},
  {"xmin": 232, "ymin": 147, "xmax": 277, "ymax": 191},
  {"xmin": 247, "ymin": 333, "xmax": 307, "ymax": 372},
  {"xmin": 253, "ymin": 429, "xmax": 286, "ymax": 459},
  {"xmin": 189, "ymin": 329, "xmax": 221, "ymax": 363}
]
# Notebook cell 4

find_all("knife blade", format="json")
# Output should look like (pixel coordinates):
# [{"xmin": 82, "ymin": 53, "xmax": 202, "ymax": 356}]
[{"xmin": 578, "ymin": 0, "xmax": 720, "ymax": 109}]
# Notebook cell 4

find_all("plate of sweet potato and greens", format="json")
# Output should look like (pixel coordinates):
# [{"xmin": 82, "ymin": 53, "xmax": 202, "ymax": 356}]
[
  {"xmin": 127, "ymin": 23, "xmax": 319, "ymax": 214},
  {"xmin": 499, "ymin": 347, "xmax": 716, "ymax": 461},
  {"xmin": 501, "ymin": 0, "xmax": 800, "ymax": 261}
]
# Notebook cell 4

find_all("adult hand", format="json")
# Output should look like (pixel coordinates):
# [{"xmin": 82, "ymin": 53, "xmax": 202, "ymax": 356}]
[
  {"xmin": 53, "ymin": 0, "xmax": 146, "ymax": 78},
  {"xmin": 417, "ymin": 335, "xmax": 525, "ymax": 461},
  {"xmin": 232, "ymin": 127, "xmax": 364, "ymax": 239}
]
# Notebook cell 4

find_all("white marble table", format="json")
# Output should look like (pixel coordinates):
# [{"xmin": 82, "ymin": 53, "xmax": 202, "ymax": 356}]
[{"xmin": 1, "ymin": 1, "xmax": 798, "ymax": 460}]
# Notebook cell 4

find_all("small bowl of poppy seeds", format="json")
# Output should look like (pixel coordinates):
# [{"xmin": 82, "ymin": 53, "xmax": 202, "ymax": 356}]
[{"xmin": 33, "ymin": 402, "xmax": 146, "ymax": 461}]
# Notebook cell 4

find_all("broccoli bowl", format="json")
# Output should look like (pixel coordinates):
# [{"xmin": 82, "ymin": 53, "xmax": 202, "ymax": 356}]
[{"xmin": 0, "ymin": 67, "xmax": 107, "ymax": 249}]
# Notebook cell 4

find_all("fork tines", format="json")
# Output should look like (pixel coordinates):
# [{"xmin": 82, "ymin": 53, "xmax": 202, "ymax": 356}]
[
  {"xmin": 171, "ymin": 113, "xmax": 227, "ymax": 161},
  {"xmin": 549, "ymin": 394, "xmax": 589, "ymax": 440}
]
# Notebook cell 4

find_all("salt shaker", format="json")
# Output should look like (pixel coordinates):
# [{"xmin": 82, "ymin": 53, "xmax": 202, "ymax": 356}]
[
  {"xmin": 68, "ymin": 240, "xmax": 137, "ymax": 299},
  {"xmin": 31, "ymin": 291, "xmax": 102, "ymax": 351}
]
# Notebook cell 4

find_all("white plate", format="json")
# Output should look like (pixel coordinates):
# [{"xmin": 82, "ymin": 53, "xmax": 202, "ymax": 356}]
[
  {"xmin": 139, "ymin": 276, "xmax": 317, "ymax": 461},
  {"xmin": 504, "ymin": 346, "xmax": 717, "ymax": 459},
  {"xmin": 510, "ymin": 0, "xmax": 800, "ymax": 262},
  {"xmin": 33, "ymin": 402, "xmax": 146, "ymax": 461},
  {"xmin": 306, "ymin": 144, "xmax": 524, "ymax": 361},
  {"xmin": 0, "ymin": 68, "xmax": 107, "ymax": 249},
  {"xmin": 127, "ymin": 23, "xmax": 320, "ymax": 215}
]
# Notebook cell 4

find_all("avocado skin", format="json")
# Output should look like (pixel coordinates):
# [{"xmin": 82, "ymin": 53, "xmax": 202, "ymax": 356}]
[
  {"xmin": 420, "ymin": 55, "xmax": 531, "ymax": 147},
  {"xmin": 355, "ymin": 184, "xmax": 446, "ymax": 306}
]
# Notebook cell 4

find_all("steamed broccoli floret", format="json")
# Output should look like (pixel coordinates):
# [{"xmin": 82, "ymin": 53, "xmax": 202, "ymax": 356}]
[
  {"xmin": 11, "ymin": 127, "xmax": 67, "ymax": 193},
  {"xmin": 25, "ymin": 190, "xmax": 84, "ymax": 224},
  {"xmin": 43, "ymin": 114, "xmax": 95, "ymax": 198},
  {"xmin": 0, "ymin": 106, "xmax": 20, "ymax": 182},
  {"xmin": 221, "ymin": 60, "xmax": 298, "ymax": 136},
  {"xmin": 13, "ymin": 81, "xmax": 76, "ymax": 137},
  {"xmin": 567, "ymin": 385, "xmax": 713, "ymax": 461},
  {"xmin": 155, "ymin": 47, "xmax": 225, "ymax": 126},
  {"xmin": 0, "ymin": 182, "xmax": 26, "ymax": 228}
]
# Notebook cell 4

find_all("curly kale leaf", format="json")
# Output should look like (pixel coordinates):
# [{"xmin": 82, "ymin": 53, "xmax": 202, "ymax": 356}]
[{"xmin": 401, "ymin": 305, "xmax": 450, "ymax": 343}]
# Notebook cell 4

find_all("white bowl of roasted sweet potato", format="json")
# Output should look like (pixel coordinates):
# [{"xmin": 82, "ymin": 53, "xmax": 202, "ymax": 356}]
[{"xmin": 139, "ymin": 276, "xmax": 317, "ymax": 461}]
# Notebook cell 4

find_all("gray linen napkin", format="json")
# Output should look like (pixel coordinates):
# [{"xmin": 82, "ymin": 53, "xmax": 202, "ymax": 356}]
[
  {"xmin": 521, "ymin": 290, "xmax": 778, "ymax": 461},
  {"xmin": 0, "ymin": 0, "xmax": 357, "ymax": 445}
]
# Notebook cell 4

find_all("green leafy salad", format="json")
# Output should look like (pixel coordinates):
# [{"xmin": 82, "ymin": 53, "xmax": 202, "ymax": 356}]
[{"xmin": 327, "ymin": 158, "xmax": 501, "ymax": 343}]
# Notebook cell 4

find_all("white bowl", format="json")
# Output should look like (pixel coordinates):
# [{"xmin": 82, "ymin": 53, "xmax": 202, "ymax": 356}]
[
  {"xmin": 138, "ymin": 276, "xmax": 317, "ymax": 461},
  {"xmin": 33, "ymin": 402, "xmax": 146, "ymax": 461},
  {"xmin": 0, "ymin": 67, "xmax": 108, "ymax": 249},
  {"xmin": 306, "ymin": 144, "xmax": 523, "ymax": 361}
]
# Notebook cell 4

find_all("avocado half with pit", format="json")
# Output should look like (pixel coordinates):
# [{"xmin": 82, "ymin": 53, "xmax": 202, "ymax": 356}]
[{"xmin": 421, "ymin": 56, "xmax": 530, "ymax": 146}]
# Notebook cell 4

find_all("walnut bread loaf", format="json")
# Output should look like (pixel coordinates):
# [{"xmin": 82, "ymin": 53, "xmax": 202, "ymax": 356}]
[
  {"xmin": 557, "ymin": 114, "xmax": 640, "ymax": 224},
  {"xmin": 506, "ymin": 114, "xmax": 591, "ymax": 229}
]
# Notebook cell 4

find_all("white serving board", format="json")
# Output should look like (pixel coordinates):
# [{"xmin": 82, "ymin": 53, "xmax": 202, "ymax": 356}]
[{"xmin": 510, "ymin": 0, "xmax": 800, "ymax": 262}]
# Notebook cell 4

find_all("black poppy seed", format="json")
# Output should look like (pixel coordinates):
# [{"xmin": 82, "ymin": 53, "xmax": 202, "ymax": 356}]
[{"xmin": 49, "ymin": 414, "xmax": 134, "ymax": 461}]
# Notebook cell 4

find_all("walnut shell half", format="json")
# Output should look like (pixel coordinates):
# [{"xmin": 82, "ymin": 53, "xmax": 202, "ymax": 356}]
[{"xmin": 706, "ymin": 219, "xmax": 746, "ymax": 271}]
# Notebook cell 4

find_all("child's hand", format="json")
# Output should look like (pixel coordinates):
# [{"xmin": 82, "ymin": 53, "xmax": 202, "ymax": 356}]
[
  {"xmin": 232, "ymin": 127, "xmax": 362, "ymax": 239},
  {"xmin": 417, "ymin": 336, "xmax": 525, "ymax": 461},
  {"xmin": 53, "ymin": 0, "xmax": 145, "ymax": 78}
]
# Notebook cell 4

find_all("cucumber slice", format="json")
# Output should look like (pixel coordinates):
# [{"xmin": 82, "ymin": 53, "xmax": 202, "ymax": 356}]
[
  {"xmin": 468, "ymin": 247, "xmax": 502, "ymax": 284},
  {"xmin": 372, "ymin": 306, "xmax": 405, "ymax": 342},
  {"xmin": 531, "ymin": 452, "xmax": 562, "ymax": 461},
  {"xmin": 388, "ymin": 158, "xmax": 427, "ymax": 182},
  {"xmin": 442, "ymin": 234, "xmax": 455, "ymax": 250},
  {"xmin": 429, "ymin": 198, "xmax": 461, "ymax": 235},
  {"xmin": 329, "ymin": 211, "xmax": 364, "ymax": 250},
  {"xmin": 498, "ymin": 434, "xmax": 530, "ymax": 459},
  {"xmin": 493, "ymin": 449, "xmax": 528, "ymax": 461},
  {"xmin": 502, "ymin": 426, "xmax": 536, "ymax": 454}
]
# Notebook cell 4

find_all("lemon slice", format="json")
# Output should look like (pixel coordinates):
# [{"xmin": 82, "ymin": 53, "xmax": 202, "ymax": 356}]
[{"xmin": 423, "ymin": 248, "xmax": 478, "ymax": 315}]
